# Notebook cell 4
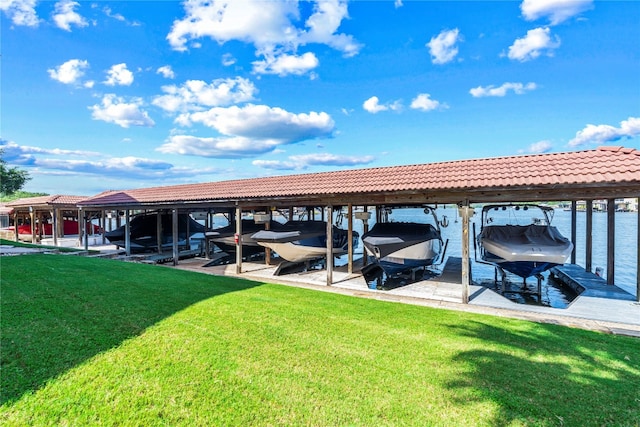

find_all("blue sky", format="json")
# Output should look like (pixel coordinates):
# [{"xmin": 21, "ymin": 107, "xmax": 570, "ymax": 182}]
[{"xmin": 2, "ymin": 0, "xmax": 639, "ymax": 196}]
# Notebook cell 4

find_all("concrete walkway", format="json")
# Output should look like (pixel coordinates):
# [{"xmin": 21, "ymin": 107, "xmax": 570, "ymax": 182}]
[{"xmin": 171, "ymin": 256, "xmax": 640, "ymax": 338}]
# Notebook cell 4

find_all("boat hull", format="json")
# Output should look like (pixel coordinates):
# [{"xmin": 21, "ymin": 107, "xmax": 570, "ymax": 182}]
[
  {"xmin": 362, "ymin": 222, "xmax": 442, "ymax": 277},
  {"xmin": 478, "ymin": 224, "xmax": 573, "ymax": 279},
  {"xmin": 251, "ymin": 220, "xmax": 359, "ymax": 263},
  {"xmin": 206, "ymin": 219, "xmax": 284, "ymax": 257}
]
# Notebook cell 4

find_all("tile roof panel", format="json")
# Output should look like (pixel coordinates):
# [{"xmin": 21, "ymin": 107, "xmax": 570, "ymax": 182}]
[{"xmin": 78, "ymin": 146, "xmax": 640, "ymax": 206}]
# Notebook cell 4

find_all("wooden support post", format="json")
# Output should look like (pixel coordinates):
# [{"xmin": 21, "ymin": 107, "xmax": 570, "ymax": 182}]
[
  {"xmin": 326, "ymin": 205, "xmax": 333, "ymax": 286},
  {"xmin": 77, "ymin": 208, "xmax": 84, "ymax": 248},
  {"xmin": 13, "ymin": 211, "xmax": 18, "ymax": 242},
  {"xmin": 570, "ymin": 201, "xmax": 577, "ymax": 264},
  {"xmin": 235, "ymin": 206, "xmax": 243, "ymax": 274},
  {"xmin": 156, "ymin": 211, "xmax": 163, "ymax": 254},
  {"xmin": 29, "ymin": 207, "xmax": 36, "ymax": 244},
  {"xmin": 125, "ymin": 210, "xmax": 131, "ymax": 256},
  {"xmin": 362, "ymin": 205, "xmax": 369, "ymax": 267},
  {"xmin": 83, "ymin": 211, "xmax": 89, "ymax": 251},
  {"xmin": 459, "ymin": 203, "xmax": 474, "ymax": 304},
  {"xmin": 51, "ymin": 209, "xmax": 58, "ymax": 247},
  {"xmin": 100, "ymin": 209, "xmax": 106, "ymax": 244},
  {"xmin": 606, "ymin": 199, "xmax": 615, "ymax": 285},
  {"xmin": 172, "ymin": 208, "xmax": 179, "ymax": 266},
  {"xmin": 265, "ymin": 214, "xmax": 272, "ymax": 265},
  {"xmin": 347, "ymin": 204, "xmax": 353, "ymax": 275},
  {"xmin": 585, "ymin": 200, "xmax": 593, "ymax": 272}
]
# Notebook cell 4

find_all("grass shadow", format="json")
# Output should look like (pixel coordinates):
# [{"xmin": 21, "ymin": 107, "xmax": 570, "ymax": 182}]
[
  {"xmin": 443, "ymin": 320, "xmax": 640, "ymax": 425},
  {"xmin": 0, "ymin": 254, "xmax": 261, "ymax": 405}
]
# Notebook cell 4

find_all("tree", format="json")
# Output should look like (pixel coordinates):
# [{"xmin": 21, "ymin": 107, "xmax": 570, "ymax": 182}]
[{"xmin": 0, "ymin": 149, "xmax": 31, "ymax": 195}]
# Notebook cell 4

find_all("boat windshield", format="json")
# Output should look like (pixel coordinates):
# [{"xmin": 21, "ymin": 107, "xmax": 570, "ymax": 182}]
[
  {"xmin": 377, "ymin": 205, "xmax": 444, "ymax": 231},
  {"xmin": 481, "ymin": 204, "xmax": 554, "ymax": 227}
]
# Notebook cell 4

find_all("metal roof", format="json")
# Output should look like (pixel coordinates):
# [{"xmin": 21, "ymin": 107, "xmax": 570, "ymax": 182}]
[{"xmin": 76, "ymin": 146, "xmax": 640, "ymax": 209}]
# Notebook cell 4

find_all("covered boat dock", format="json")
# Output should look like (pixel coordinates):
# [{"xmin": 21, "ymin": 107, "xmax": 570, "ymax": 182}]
[{"xmin": 73, "ymin": 146, "xmax": 640, "ymax": 304}]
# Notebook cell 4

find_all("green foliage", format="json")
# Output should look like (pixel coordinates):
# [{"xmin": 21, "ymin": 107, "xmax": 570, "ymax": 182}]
[
  {"xmin": 1, "ymin": 255, "xmax": 639, "ymax": 426},
  {"xmin": 0, "ymin": 191, "xmax": 48, "ymax": 203},
  {"xmin": 0, "ymin": 149, "xmax": 31, "ymax": 196}
]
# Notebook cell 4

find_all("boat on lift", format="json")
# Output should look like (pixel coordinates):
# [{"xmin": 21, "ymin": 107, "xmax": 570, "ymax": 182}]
[
  {"xmin": 476, "ymin": 204, "xmax": 573, "ymax": 280},
  {"xmin": 205, "ymin": 219, "xmax": 285, "ymax": 258},
  {"xmin": 251, "ymin": 220, "xmax": 359, "ymax": 263},
  {"xmin": 361, "ymin": 206, "xmax": 445, "ymax": 278},
  {"xmin": 105, "ymin": 212, "xmax": 205, "ymax": 252}
]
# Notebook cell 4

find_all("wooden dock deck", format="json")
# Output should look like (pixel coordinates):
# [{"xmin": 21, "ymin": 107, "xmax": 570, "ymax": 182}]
[{"xmin": 550, "ymin": 264, "xmax": 636, "ymax": 301}]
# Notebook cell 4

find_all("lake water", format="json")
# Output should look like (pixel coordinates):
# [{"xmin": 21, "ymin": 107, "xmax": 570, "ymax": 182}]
[{"xmin": 337, "ymin": 205, "xmax": 638, "ymax": 303}]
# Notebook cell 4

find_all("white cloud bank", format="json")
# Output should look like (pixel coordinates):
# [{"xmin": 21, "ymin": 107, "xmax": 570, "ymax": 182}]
[
  {"xmin": 166, "ymin": 0, "xmax": 361, "ymax": 76},
  {"xmin": 470, "ymin": 82, "xmax": 537, "ymax": 97},
  {"xmin": 0, "ymin": 139, "xmax": 214, "ymax": 182},
  {"xmin": 158, "ymin": 104, "xmax": 335, "ymax": 158},
  {"xmin": 520, "ymin": 0, "xmax": 593, "ymax": 25},
  {"xmin": 568, "ymin": 117, "xmax": 640, "ymax": 147}
]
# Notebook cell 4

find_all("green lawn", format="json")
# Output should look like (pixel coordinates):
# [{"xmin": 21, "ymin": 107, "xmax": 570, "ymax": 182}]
[{"xmin": 1, "ymin": 254, "xmax": 639, "ymax": 426}]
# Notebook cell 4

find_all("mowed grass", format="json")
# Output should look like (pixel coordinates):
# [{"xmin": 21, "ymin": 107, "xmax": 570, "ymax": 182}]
[{"xmin": 1, "ymin": 254, "xmax": 639, "ymax": 426}]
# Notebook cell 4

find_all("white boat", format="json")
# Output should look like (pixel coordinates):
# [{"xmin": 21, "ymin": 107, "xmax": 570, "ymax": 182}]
[
  {"xmin": 361, "ymin": 206, "xmax": 444, "ymax": 277},
  {"xmin": 251, "ymin": 220, "xmax": 358, "ymax": 263},
  {"xmin": 477, "ymin": 204, "xmax": 573, "ymax": 279}
]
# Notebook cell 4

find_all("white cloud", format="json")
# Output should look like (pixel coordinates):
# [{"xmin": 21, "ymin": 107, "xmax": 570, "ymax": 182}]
[
  {"xmin": 1, "ymin": 0, "xmax": 39, "ymax": 27},
  {"xmin": 48, "ymin": 59, "xmax": 89, "ymax": 85},
  {"xmin": 103, "ymin": 6, "xmax": 124, "ymax": 22},
  {"xmin": 90, "ymin": 94, "xmax": 155, "ymax": 128},
  {"xmin": 104, "ymin": 63, "xmax": 134, "ymax": 86},
  {"xmin": 568, "ymin": 117, "xmax": 640, "ymax": 147},
  {"xmin": 469, "ymin": 82, "xmax": 537, "ymax": 97},
  {"xmin": 52, "ymin": 0, "xmax": 88, "ymax": 31},
  {"xmin": 158, "ymin": 135, "xmax": 283, "ymax": 159},
  {"xmin": 157, "ymin": 65, "xmax": 175, "ymax": 79},
  {"xmin": 506, "ymin": 27, "xmax": 560, "ymax": 62},
  {"xmin": 183, "ymin": 104, "xmax": 334, "ymax": 141},
  {"xmin": 410, "ymin": 93, "xmax": 446, "ymax": 111},
  {"xmin": 252, "ymin": 52, "xmax": 319, "ymax": 76},
  {"xmin": 166, "ymin": 0, "xmax": 361, "ymax": 76},
  {"xmin": 158, "ymin": 104, "xmax": 335, "ymax": 158},
  {"xmin": 427, "ymin": 28, "xmax": 461, "ymax": 65},
  {"xmin": 525, "ymin": 140, "xmax": 553, "ymax": 154},
  {"xmin": 394, "ymin": 0, "xmax": 403, "ymax": 8},
  {"xmin": 521, "ymin": 0, "xmax": 593, "ymax": 25},
  {"xmin": 0, "ymin": 139, "xmax": 195, "ymax": 181},
  {"xmin": 363, "ymin": 96, "xmax": 401, "ymax": 114},
  {"xmin": 253, "ymin": 153, "xmax": 375, "ymax": 171},
  {"xmin": 152, "ymin": 77, "xmax": 257, "ymax": 113},
  {"xmin": 222, "ymin": 53, "xmax": 236, "ymax": 66}
]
